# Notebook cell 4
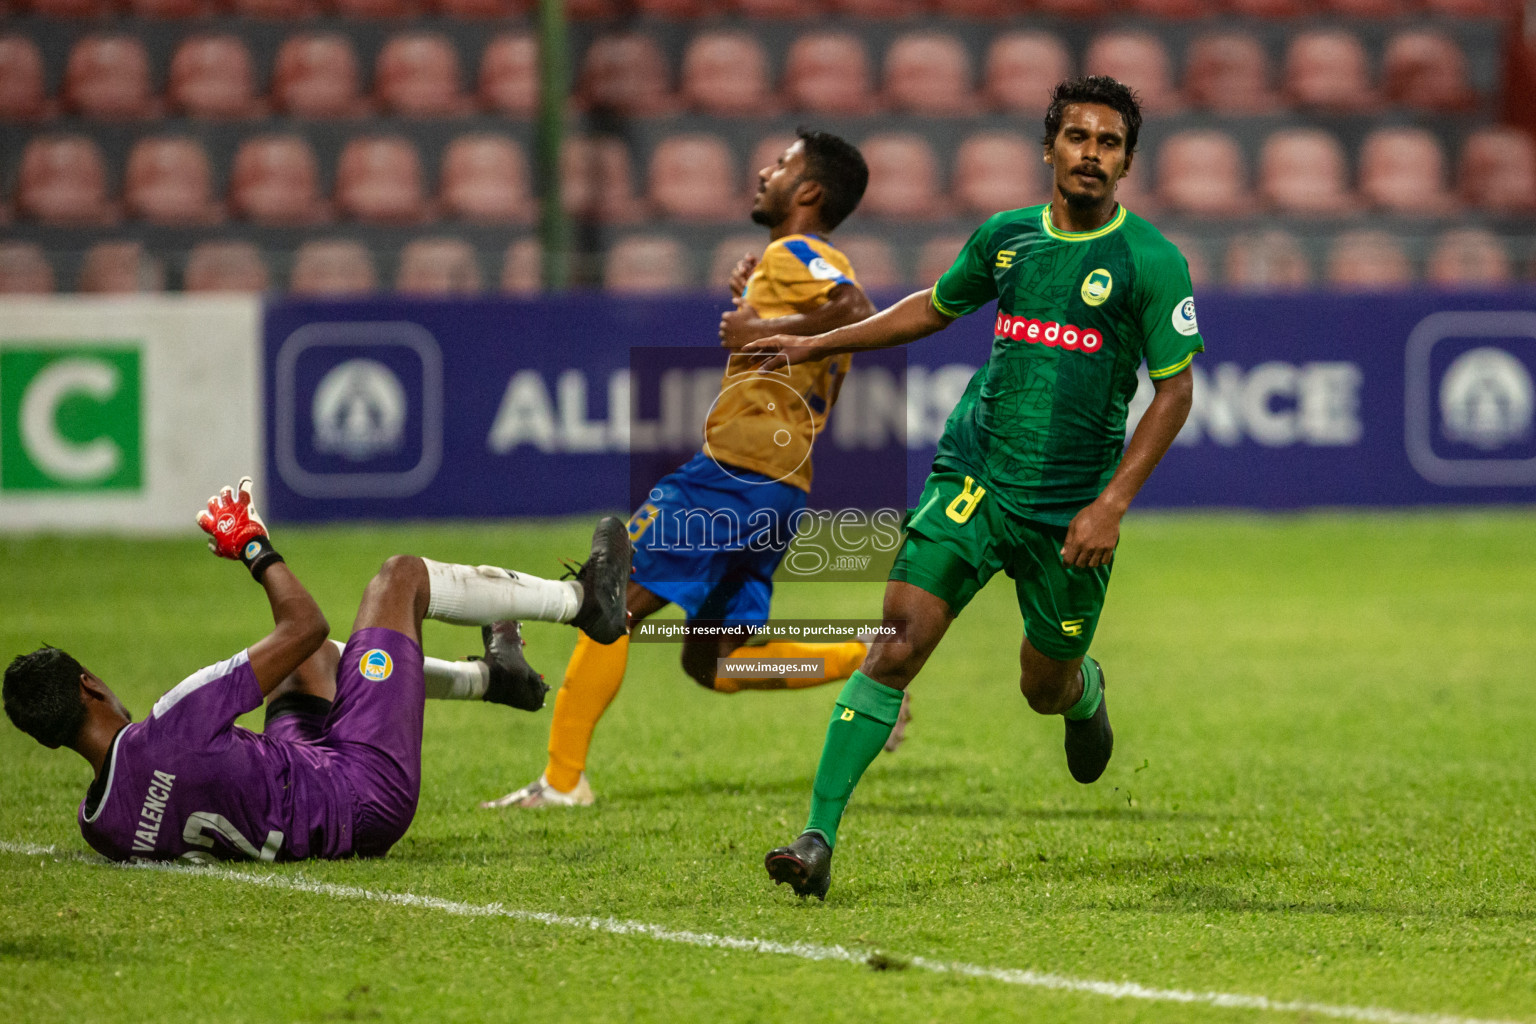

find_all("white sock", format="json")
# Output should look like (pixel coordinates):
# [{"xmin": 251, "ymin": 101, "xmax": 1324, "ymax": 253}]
[
  {"xmin": 423, "ymin": 656, "xmax": 490, "ymax": 700},
  {"xmin": 422, "ymin": 559, "xmax": 580, "ymax": 626}
]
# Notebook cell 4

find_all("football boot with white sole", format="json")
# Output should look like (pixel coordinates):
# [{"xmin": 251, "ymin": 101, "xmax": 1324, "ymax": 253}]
[{"xmin": 479, "ymin": 773, "xmax": 594, "ymax": 809}]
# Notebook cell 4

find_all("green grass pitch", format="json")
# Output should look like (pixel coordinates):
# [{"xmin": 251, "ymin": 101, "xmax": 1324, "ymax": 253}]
[{"xmin": 2, "ymin": 512, "xmax": 1534, "ymax": 1023}]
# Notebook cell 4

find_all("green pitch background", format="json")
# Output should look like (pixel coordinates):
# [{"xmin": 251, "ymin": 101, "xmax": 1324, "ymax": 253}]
[{"xmin": 2, "ymin": 513, "xmax": 1533, "ymax": 1023}]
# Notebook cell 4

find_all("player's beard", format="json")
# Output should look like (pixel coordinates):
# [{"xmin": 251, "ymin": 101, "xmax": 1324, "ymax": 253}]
[{"xmin": 750, "ymin": 198, "xmax": 785, "ymax": 228}]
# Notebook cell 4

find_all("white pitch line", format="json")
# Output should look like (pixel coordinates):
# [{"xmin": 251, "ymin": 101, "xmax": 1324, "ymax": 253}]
[{"xmin": 1, "ymin": 839, "xmax": 1526, "ymax": 1024}]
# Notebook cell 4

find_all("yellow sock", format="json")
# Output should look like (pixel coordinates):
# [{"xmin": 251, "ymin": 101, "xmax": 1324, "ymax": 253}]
[
  {"xmin": 712, "ymin": 640, "xmax": 867, "ymax": 693},
  {"xmin": 545, "ymin": 633, "xmax": 630, "ymax": 792}
]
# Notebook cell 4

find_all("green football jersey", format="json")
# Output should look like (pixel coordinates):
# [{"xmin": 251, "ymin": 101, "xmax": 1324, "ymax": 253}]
[{"xmin": 929, "ymin": 203, "xmax": 1204, "ymax": 526}]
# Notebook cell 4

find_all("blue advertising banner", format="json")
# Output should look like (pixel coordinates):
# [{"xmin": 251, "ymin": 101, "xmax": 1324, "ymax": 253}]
[{"xmin": 264, "ymin": 291, "xmax": 1536, "ymax": 522}]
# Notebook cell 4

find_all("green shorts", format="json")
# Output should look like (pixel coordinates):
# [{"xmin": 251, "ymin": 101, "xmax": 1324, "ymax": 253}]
[{"xmin": 888, "ymin": 468, "xmax": 1112, "ymax": 661}]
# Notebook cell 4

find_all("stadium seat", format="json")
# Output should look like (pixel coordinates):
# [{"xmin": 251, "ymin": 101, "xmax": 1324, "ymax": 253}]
[
  {"xmin": 229, "ymin": 0, "xmax": 320, "ymax": 16},
  {"xmin": 184, "ymin": 242, "xmax": 271, "ymax": 293},
  {"xmin": 433, "ymin": 0, "xmax": 526, "ymax": 15},
  {"xmin": 1224, "ymin": 230, "xmax": 1312, "ymax": 290},
  {"xmin": 708, "ymin": 233, "xmax": 766, "ymax": 291},
  {"xmin": 396, "ymin": 238, "xmax": 483, "ymax": 295},
  {"xmin": 1161, "ymin": 231, "xmax": 1211, "ymax": 287},
  {"xmin": 1383, "ymin": 31, "xmax": 1475, "ymax": 112},
  {"xmin": 648, "ymin": 134, "xmax": 738, "ymax": 222},
  {"xmin": 26, "ymin": 0, "xmax": 107, "ymax": 16},
  {"xmin": 983, "ymin": 32, "xmax": 1071, "ymax": 114},
  {"xmin": 859, "ymin": 133, "xmax": 947, "ymax": 220},
  {"xmin": 64, "ymin": 36, "xmax": 159, "ymax": 120},
  {"xmin": 78, "ymin": 242, "xmax": 165, "ymax": 294},
  {"xmin": 1426, "ymin": 228, "xmax": 1512, "ymax": 288},
  {"xmin": 124, "ymin": 137, "xmax": 223, "ymax": 225},
  {"xmin": 336, "ymin": 137, "xmax": 430, "ymax": 224},
  {"xmin": 376, "ymin": 33, "xmax": 473, "ymax": 117},
  {"xmin": 1326, "ymin": 230, "xmax": 1412, "ymax": 290},
  {"xmin": 566, "ymin": 0, "xmax": 625, "ymax": 17},
  {"xmin": 917, "ymin": 235, "xmax": 967, "ymax": 286},
  {"xmin": 680, "ymin": 32, "xmax": 777, "ymax": 117},
  {"xmin": 835, "ymin": 235, "xmax": 901, "ymax": 289},
  {"xmin": 1034, "ymin": 0, "xmax": 1108, "ymax": 17},
  {"xmin": 230, "ymin": 135, "xmax": 331, "ymax": 225},
  {"xmin": 562, "ymin": 136, "xmax": 646, "ymax": 223},
  {"xmin": 783, "ymin": 33, "xmax": 878, "ymax": 115},
  {"xmin": 1359, "ymin": 128, "xmax": 1457, "ymax": 216},
  {"xmin": 1223, "ymin": 0, "xmax": 1305, "ymax": 16},
  {"xmin": 273, "ymin": 35, "xmax": 372, "ymax": 119},
  {"xmin": 732, "ymin": 0, "xmax": 822, "ymax": 17},
  {"xmin": 882, "ymin": 32, "xmax": 978, "ymax": 117},
  {"xmin": 1156, "ymin": 130, "xmax": 1248, "ymax": 217},
  {"xmin": 16, "ymin": 135, "xmax": 117, "ymax": 225},
  {"xmin": 1458, "ymin": 127, "xmax": 1536, "ymax": 213},
  {"xmin": 1283, "ymin": 31, "xmax": 1380, "ymax": 113},
  {"xmin": 500, "ymin": 238, "xmax": 542, "ymax": 294},
  {"xmin": 0, "ymin": 36, "xmax": 54, "ymax": 121},
  {"xmin": 169, "ymin": 36, "xmax": 266, "ymax": 120},
  {"xmin": 478, "ymin": 34, "xmax": 538, "ymax": 117},
  {"xmin": 333, "ymin": 0, "xmax": 420, "ymax": 17},
  {"xmin": 1423, "ymin": 0, "xmax": 1500, "ymax": 14},
  {"xmin": 605, "ymin": 235, "xmax": 691, "ymax": 293},
  {"xmin": 440, "ymin": 135, "xmax": 534, "ymax": 224},
  {"xmin": 290, "ymin": 240, "xmax": 378, "ymax": 295},
  {"xmin": 1319, "ymin": 0, "xmax": 1408, "ymax": 17},
  {"xmin": 933, "ymin": 0, "xmax": 1022, "ymax": 16},
  {"xmin": 825, "ymin": 0, "xmax": 924, "ymax": 14},
  {"xmin": 578, "ymin": 34, "xmax": 674, "ymax": 117},
  {"xmin": 0, "ymin": 242, "xmax": 54, "ymax": 294},
  {"xmin": 634, "ymin": 0, "xmax": 724, "ymax": 16},
  {"xmin": 1127, "ymin": 0, "xmax": 1211, "ymax": 16},
  {"xmin": 128, "ymin": 0, "xmax": 213, "ymax": 17},
  {"xmin": 953, "ymin": 132, "xmax": 1043, "ymax": 216},
  {"xmin": 1184, "ymin": 32, "xmax": 1281, "ymax": 114},
  {"xmin": 1258, "ymin": 129, "xmax": 1357, "ymax": 216},
  {"xmin": 1083, "ymin": 32, "xmax": 1182, "ymax": 114}
]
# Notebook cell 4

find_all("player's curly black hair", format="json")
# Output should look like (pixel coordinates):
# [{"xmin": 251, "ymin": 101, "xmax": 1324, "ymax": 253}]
[
  {"xmin": 1041, "ymin": 76, "xmax": 1144, "ymax": 157},
  {"xmin": 4, "ymin": 646, "xmax": 88, "ymax": 749},
  {"xmin": 796, "ymin": 128, "xmax": 869, "ymax": 231}
]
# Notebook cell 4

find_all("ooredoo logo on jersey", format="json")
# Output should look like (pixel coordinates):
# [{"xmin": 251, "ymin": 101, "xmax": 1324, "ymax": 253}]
[{"xmin": 993, "ymin": 313, "xmax": 1103, "ymax": 353}]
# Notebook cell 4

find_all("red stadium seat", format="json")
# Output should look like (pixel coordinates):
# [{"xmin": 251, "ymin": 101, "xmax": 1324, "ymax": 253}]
[
  {"xmin": 78, "ymin": 242, "xmax": 165, "ymax": 294},
  {"xmin": 17, "ymin": 136, "xmax": 117, "ymax": 225},
  {"xmin": 732, "ymin": 0, "xmax": 822, "ymax": 16},
  {"xmin": 1283, "ymin": 31, "xmax": 1380, "ymax": 113},
  {"xmin": 229, "ymin": 0, "xmax": 320, "ymax": 16},
  {"xmin": 1383, "ymin": 31, "xmax": 1475, "ymax": 112},
  {"xmin": 440, "ymin": 134, "xmax": 534, "ymax": 224},
  {"xmin": 859, "ymin": 133, "xmax": 947, "ymax": 220},
  {"xmin": 783, "ymin": 33, "xmax": 878, "ymax": 115},
  {"xmin": 1222, "ymin": 0, "xmax": 1306, "ymax": 17},
  {"xmin": 1427, "ymin": 228, "xmax": 1512, "ymax": 288},
  {"xmin": 124, "ymin": 137, "xmax": 223, "ymax": 225},
  {"xmin": 478, "ymin": 34, "xmax": 538, "ymax": 117},
  {"xmin": 681, "ymin": 32, "xmax": 777, "ymax": 117},
  {"xmin": 835, "ymin": 235, "xmax": 901, "ymax": 289},
  {"xmin": 1127, "ymin": 0, "xmax": 1211, "ymax": 16},
  {"xmin": 562, "ymin": 136, "xmax": 646, "ymax": 223},
  {"xmin": 648, "ymin": 134, "xmax": 738, "ymax": 222},
  {"xmin": 500, "ymin": 238, "xmax": 542, "ymax": 294},
  {"xmin": 883, "ymin": 32, "xmax": 978, "ymax": 117},
  {"xmin": 1083, "ymin": 32, "xmax": 1182, "ymax": 114},
  {"xmin": 26, "ymin": 0, "xmax": 107, "ymax": 16},
  {"xmin": 64, "ymin": 36, "xmax": 159, "ymax": 120},
  {"xmin": 0, "ymin": 36, "xmax": 54, "ymax": 122},
  {"xmin": 336, "ymin": 137, "xmax": 430, "ymax": 224},
  {"xmin": 953, "ymin": 132, "xmax": 1043, "ymax": 216},
  {"xmin": 397, "ymin": 238, "xmax": 483, "ymax": 295},
  {"xmin": 578, "ymin": 34, "xmax": 674, "ymax": 117},
  {"xmin": 566, "ymin": 0, "xmax": 625, "ymax": 17},
  {"xmin": 433, "ymin": 0, "xmax": 527, "ymax": 16},
  {"xmin": 917, "ymin": 235, "xmax": 967, "ymax": 286},
  {"xmin": 933, "ymin": 0, "xmax": 1022, "ymax": 15},
  {"xmin": 291, "ymin": 240, "xmax": 378, "ymax": 296},
  {"xmin": 0, "ymin": 242, "xmax": 55, "ymax": 294},
  {"xmin": 1319, "ymin": 0, "xmax": 1407, "ymax": 17},
  {"xmin": 984, "ymin": 32, "xmax": 1070, "ymax": 114},
  {"xmin": 1156, "ymin": 130, "xmax": 1248, "ymax": 217},
  {"xmin": 332, "ymin": 0, "xmax": 419, "ymax": 17},
  {"xmin": 1184, "ymin": 32, "xmax": 1282, "ymax": 114},
  {"xmin": 1259, "ymin": 129, "xmax": 1356, "ymax": 216},
  {"xmin": 1458, "ymin": 127, "xmax": 1536, "ymax": 213},
  {"xmin": 1034, "ymin": 0, "xmax": 1108, "ymax": 17},
  {"xmin": 1326, "ymin": 231, "xmax": 1412, "ymax": 290},
  {"xmin": 273, "ymin": 35, "xmax": 371, "ymax": 119},
  {"xmin": 1423, "ymin": 0, "xmax": 1501, "ymax": 14},
  {"xmin": 634, "ymin": 0, "xmax": 724, "ymax": 16},
  {"xmin": 185, "ymin": 242, "xmax": 271, "ymax": 293},
  {"xmin": 128, "ymin": 0, "xmax": 213, "ymax": 17},
  {"xmin": 605, "ymin": 235, "xmax": 690, "ymax": 294},
  {"xmin": 169, "ymin": 36, "xmax": 267, "ymax": 120},
  {"xmin": 376, "ymin": 33, "xmax": 473, "ymax": 117},
  {"xmin": 708, "ymin": 233, "xmax": 765, "ymax": 291},
  {"xmin": 825, "ymin": 0, "xmax": 925, "ymax": 17},
  {"xmin": 231, "ymin": 135, "xmax": 331, "ymax": 225},
  {"xmin": 1225, "ymin": 230, "xmax": 1312, "ymax": 290},
  {"xmin": 1359, "ymin": 128, "xmax": 1457, "ymax": 216},
  {"xmin": 1161, "ymin": 232, "xmax": 1211, "ymax": 288}
]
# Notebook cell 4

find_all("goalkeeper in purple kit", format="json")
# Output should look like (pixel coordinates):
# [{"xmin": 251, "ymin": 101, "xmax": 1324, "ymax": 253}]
[{"xmin": 2, "ymin": 478, "xmax": 630, "ymax": 862}]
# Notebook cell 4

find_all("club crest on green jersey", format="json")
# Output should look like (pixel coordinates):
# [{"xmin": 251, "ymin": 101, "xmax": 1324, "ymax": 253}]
[{"xmin": 1080, "ymin": 269, "xmax": 1113, "ymax": 306}]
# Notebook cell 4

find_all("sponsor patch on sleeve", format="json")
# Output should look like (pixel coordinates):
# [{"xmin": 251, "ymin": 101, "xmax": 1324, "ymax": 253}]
[{"xmin": 1171, "ymin": 296, "xmax": 1199, "ymax": 336}]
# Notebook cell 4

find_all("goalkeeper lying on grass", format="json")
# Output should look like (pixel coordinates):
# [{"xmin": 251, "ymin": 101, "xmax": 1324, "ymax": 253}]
[{"xmin": 2, "ymin": 477, "xmax": 630, "ymax": 863}]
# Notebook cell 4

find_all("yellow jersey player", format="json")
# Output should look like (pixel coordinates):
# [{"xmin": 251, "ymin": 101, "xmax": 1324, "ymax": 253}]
[{"xmin": 483, "ymin": 129, "xmax": 902, "ymax": 809}]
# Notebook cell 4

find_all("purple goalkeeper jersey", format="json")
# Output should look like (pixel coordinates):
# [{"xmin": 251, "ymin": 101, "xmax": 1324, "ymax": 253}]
[{"xmin": 77, "ymin": 650, "xmax": 355, "ymax": 862}]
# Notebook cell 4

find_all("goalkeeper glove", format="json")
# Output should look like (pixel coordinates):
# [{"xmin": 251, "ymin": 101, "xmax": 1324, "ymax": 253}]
[{"xmin": 196, "ymin": 476, "xmax": 284, "ymax": 581}]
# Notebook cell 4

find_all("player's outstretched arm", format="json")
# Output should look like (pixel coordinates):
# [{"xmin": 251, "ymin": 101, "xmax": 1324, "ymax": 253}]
[
  {"xmin": 197, "ymin": 477, "xmax": 329, "ymax": 694},
  {"xmin": 726, "ymin": 287, "xmax": 952, "ymax": 368}
]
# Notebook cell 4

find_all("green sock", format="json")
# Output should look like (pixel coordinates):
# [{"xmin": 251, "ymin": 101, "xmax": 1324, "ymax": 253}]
[
  {"xmin": 1064, "ymin": 655, "xmax": 1103, "ymax": 721},
  {"xmin": 803, "ymin": 671, "xmax": 906, "ymax": 850}
]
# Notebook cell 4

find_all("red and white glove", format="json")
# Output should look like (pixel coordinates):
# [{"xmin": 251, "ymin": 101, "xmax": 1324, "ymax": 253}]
[{"xmin": 196, "ymin": 476, "xmax": 283, "ymax": 580}]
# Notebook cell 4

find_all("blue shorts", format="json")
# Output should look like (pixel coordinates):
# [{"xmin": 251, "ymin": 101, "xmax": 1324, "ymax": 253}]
[{"xmin": 627, "ymin": 452, "xmax": 807, "ymax": 627}]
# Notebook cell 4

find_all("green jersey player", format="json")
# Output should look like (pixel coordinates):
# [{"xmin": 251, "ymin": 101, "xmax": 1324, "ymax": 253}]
[{"xmin": 733, "ymin": 76, "xmax": 1201, "ymax": 900}]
